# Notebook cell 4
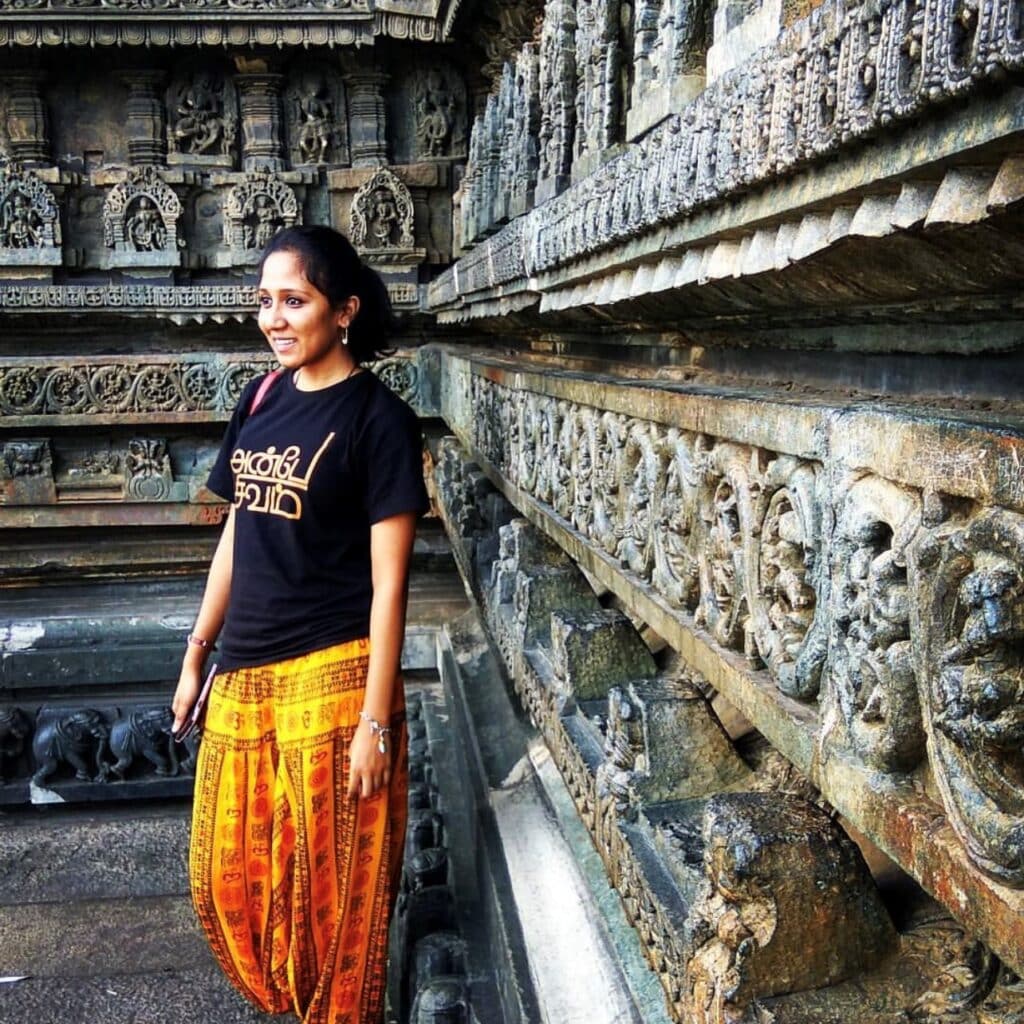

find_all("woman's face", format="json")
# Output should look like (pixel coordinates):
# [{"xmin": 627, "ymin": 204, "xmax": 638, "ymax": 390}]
[{"xmin": 257, "ymin": 249, "xmax": 349, "ymax": 379}]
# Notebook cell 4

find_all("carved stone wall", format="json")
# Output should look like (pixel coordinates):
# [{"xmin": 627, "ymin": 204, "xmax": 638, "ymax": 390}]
[
  {"xmin": 436, "ymin": 349, "xmax": 1024, "ymax": 982},
  {"xmin": 435, "ymin": 432, "xmax": 1024, "ymax": 1023}
]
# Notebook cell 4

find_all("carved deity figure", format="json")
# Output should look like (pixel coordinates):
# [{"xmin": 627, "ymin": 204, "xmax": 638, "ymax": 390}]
[
  {"xmin": 617, "ymin": 440, "xmax": 655, "ymax": 579},
  {"xmin": 296, "ymin": 77, "xmax": 333, "ymax": 165},
  {"xmin": 32, "ymin": 709, "xmax": 111, "ymax": 786},
  {"xmin": 370, "ymin": 187, "xmax": 400, "ymax": 247},
  {"xmin": 653, "ymin": 436, "xmax": 701, "ymax": 610},
  {"xmin": 244, "ymin": 194, "xmax": 281, "ymax": 250},
  {"xmin": 704, "ymin": 477, "xmax": 746, "ymax": 649},
  {"xmin": 349, "ymin": 168, "xmax": 415, "ymax": 252},
  {"xmin": 415, "ymin": 70, "xmax": 456, "ymax": 158},
  {"xmin": 125, "ymin": 197, "xmax": 167, "ymax": 252},
  {"xmin": 172, "ymin": 72, "xmax": 225, "ymax": 155},
  {"xmin": 1, "ymin": 191, "xmax": 40, "ymax": 248}
]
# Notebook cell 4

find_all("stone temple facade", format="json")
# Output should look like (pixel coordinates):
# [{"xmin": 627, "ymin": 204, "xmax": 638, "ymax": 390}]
[{"xmin": 1, "ymin": 0, "xmax": 1024, "ymax": 1022}]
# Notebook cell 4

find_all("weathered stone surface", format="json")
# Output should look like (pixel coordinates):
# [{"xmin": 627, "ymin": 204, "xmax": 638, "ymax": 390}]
[{"xmin": 435, "ymin": 356, "xmax": 1024, "ymax": 977}]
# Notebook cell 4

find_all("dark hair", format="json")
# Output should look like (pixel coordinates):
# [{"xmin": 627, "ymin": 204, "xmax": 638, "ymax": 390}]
[{"xmin": 258, "ymin": 225, "xmax": 395, "ymax": 364}]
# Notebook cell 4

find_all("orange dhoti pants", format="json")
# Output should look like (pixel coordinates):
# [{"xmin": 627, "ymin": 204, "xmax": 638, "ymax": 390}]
[{"xmin": 189, "ymin": 638, "xmax": 408, "ymax": 1024}]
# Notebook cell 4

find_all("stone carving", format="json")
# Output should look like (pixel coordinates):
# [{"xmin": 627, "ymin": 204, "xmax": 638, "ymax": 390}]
[
  {"xmin": 593, "ymin": 412, "xmax": 628, "ymax": 556},
  {"xmin": 573, "ymin": 0, "xmax": 621, "ymax": 168},
  {"xmin": 0, "ymin": 161, "xmax": 61, "ymax": 265},
  {"xmin": 0, "ymin": 708, "xmax": 31, "ymax": 784},
  {"xmin": 751, "ymin": 460, "xmax": 826, "ymax": 700},
  {"xmin": 413, "ymin": 69, "xmax": 459, "ymax": 159},
  {"xmin": 167, "ymin": 68, "xmax": 236, "ymax": 161},
  {"xmin": 1, "ymin": 438, "xmax": 56, "ymax": 504},
  {"xmin": 223, "ymin": 170, "xmax": 300, "ymax": 261},
  {"xmin": 830, "ymin": 475, "xmax": 925, "ymax": 773},
  {"xmin": 431, "ymin": 0, "xmax": 1024, "ymax": 300},
  {"xmin": 286, "ymin": 67, "xmax": 347, "ymax": 167},
  {"xmin": 651, "ymin": 429, "xmax": 701, "ymax": 611},
  {"xmin": 110, "ymin": 708, "xmax": 179, "ymax": 778},
  {"xmin": 509, "ymin": 43, "xmax": 541, "ymax": 218},
  {"xmin": 537, "ymin": 0, "xmax": 577, "ymax": 197},
  {"xmin": 102, "ymin": 166, "xmax": 182, "ymax": 265},
  {"xmin": 124, "ymin": 438, "xmax": 174, "ymax": 500},
  {"xmin": 617, "ymin": 423, "xmax": 659, "ymax": 581},
  {"xmin": 375, "ymin": 356, "xmax": 419, "ymax": 404},
  {"xmin": 916, "ymin": 509, "xmax": 1024, "ymax": 887},
  {"xmin": 684, "ymin": 795, "xmax": 895, "ymax": 1023},
  {"xmin": 31, "ymin": 709, "xmax": 111, "ymax": 786},
  {"xmin": 350, "ymin": 167, "xmax": 415, "ymax": 252}
]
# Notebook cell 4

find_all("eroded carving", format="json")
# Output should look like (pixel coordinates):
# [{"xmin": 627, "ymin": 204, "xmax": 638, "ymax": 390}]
[
  {"xmin": 0, "ymin": 708, "xmax": 31, "ymax": 784},
  {"xmin": 831, "ymin": 475, "xmax": 925, "ymax": 772},
  {"xmin": 167, "ymin": 68, "xmax": 236, "ymax": 160},
  {"xmin": 0, "ymin": 161, "xmax": 61, "ymax": 264},
  {"xmin": 917, "ymin": 509, "xmax": 1024, "ymax": 886},
  {"xmin": 223, "ymin": 170, "xmax": 300, "ymax": 261},
  {"xmin": 286, "ymin": 67, "xmax": 347, "ymax": 167}
]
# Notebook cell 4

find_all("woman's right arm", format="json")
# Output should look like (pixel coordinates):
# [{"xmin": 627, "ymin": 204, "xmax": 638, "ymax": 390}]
[{"xmin": 171, "ymin": 505, "xmax": 235, "ymax": 734}]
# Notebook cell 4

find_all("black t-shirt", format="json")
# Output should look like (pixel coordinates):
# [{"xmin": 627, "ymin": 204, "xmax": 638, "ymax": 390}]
[{"xmin": 206, "ymin": 368, "xmax": 429, "ymax": 670}]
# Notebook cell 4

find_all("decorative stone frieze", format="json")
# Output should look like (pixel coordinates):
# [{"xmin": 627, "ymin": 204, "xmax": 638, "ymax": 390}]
[
  {"xmin": 435, "ymin": 437, "xmax": 1021, "ymax": 1023},
  {"xmin": 436, "ymin": 351, "xmax": 1024, "ymax": 974},
  {"xmin": 508, "ymin": 43, "xmax": 540, "ymax": 220},
  {"xmin": 0, "ymin": 21, "xmax": 376, "ymax": 50},
  {"xmin": 101, "ymin": 166, "xmax": 182, "ymax": 268},
  {"xmin": 0, "ymin": 352, "xmax": 420, "ymax": 424},
  {"xmin": 430, "ymin": 0, "xmax": 1024, "ymax": 316},
  {"xmin": 0, "ymin": 160, "xmax": 61, "ymax": 265},
  {"xmin": 222, "ymin": 169, "xmax": 300, "ymax": 264}
]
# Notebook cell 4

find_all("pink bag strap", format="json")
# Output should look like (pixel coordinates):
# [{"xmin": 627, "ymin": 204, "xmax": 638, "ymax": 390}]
[{"xmin": 248, "ymin": 369, "xmax": 282, "ymax": 415}]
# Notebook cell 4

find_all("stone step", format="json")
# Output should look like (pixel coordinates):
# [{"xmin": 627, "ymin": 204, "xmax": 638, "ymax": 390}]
[
  {"xmin": 0, "ymin": 802, "xmax": 189, "ymax": 905},
  {"xmin": 0, "ymin": 564, "xmax": 467, "ymax": 691},
  {"xmin": 0, "ymin": 966, "xmax": 289, "ymax": 1024}
]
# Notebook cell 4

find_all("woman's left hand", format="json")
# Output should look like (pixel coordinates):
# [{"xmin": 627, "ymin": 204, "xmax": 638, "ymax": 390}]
[{"xmin": 347, "ymin": 718, "xmax": 391, "ymax": 799}]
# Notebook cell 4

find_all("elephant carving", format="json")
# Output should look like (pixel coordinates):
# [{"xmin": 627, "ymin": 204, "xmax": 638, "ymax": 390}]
[
  {"xmin": 110, "ymin": 707, "xmax": 179, "ymax": 779},
  {"xmin": 31, "ymin": 709, "xmax": 111, "ymax": 786}
]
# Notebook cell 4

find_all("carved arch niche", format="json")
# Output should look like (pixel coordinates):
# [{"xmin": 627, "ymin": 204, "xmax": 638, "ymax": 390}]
[
  {"xmin": 221, "ymin": 170, "xmax": 300, "ymax": 266},
  {"xmin": 0, "ymin": 160, "xmax": 61, "ymax": 267},
  {"xmin": 285, "ymin": 63, "xmax": 348, "ymax": 168},
  {"xmin": 389, "ymin": 61, "xmax": 467, "ymax": 165},
  {"xmin": 349, "ymin": 166, "xmax": 420, "ymax": 261},
  {"xmin": 101, "ymin": 166, "xmax": 182, "ymax": 269}
]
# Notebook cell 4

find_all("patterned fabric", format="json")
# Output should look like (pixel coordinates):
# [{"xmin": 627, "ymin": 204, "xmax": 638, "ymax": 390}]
[{"xmin": 190, "ymin": 638, "xmax": 408, "ymax": 1024}]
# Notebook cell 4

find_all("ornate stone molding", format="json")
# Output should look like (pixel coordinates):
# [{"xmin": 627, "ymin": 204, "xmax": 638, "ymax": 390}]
[
  {"xmin": 350, "ymin": 165, "xmax": 416, "ymax": 253},
  {"xmin": 436, "ymin": 348, "xmax": 1024, "ymax": 973},
  {"xmin": 438, "ymin": 0, "xmax": 1024, "ymax": 306},
  {"xmin": 0, "ymin": 281, "xmax": 419, "ymax": 318},
  {"xmin": 0, "ymin": 351, "xmax": 421, "ymax": 423}
]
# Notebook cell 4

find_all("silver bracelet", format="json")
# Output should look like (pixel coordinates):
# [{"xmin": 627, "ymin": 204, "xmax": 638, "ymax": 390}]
[{"xmin": 358, "ymin": 710, "xmax": 392, "ymax": 754}]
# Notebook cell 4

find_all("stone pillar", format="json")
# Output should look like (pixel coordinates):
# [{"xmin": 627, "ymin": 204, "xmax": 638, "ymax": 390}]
[
  {"xmin": 4, "ymin": 71, "xmax": 50, "ymax": 165},
  {"xmin": 236, "ymin": 74, "xmax": 286, "ymax": 171},
  {"xmin": 121, "ymin": 71, "xmax": 166, "ymax": 166},
  {"xmin": 344, "ymin": 69, "xmax": 389, "ymax": 167}
]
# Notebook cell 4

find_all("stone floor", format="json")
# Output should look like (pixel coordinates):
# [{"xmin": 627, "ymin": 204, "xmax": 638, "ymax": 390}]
[{"xmin": 0, "ymin": 798, "xmax": 292, "ymax": 1024}]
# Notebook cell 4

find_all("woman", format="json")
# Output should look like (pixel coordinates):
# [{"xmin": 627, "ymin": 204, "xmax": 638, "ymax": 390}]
[{"xmin": 171, "ymin": 225, "xmax": 428, "ymax": 1024}]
